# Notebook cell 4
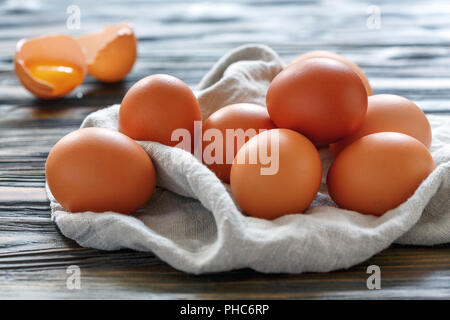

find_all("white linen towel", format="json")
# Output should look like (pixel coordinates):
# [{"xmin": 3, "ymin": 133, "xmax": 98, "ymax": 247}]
[{"xmin": 47, "ymin": 44, "xmax": 450, "ymax": 274}]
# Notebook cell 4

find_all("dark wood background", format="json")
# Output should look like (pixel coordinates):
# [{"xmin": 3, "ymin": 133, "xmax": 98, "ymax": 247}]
[{"xmin": 0, "ymin": 0, "xmax": 449, "ymax": 299}]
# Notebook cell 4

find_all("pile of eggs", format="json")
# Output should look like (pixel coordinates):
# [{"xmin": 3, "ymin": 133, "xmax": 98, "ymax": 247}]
[
  {"xmin": 14, "ymin": 23, "xmax": 137, "ymax": 99},
  {"xmin": 44, "ymin": 50, "xmax": 435, "ymax": 220}
]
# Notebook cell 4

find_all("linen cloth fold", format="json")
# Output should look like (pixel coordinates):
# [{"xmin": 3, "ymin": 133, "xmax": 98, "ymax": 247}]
[{"xmin": 47, "ymin": 44, "xmax": 450, "ymax": 274}]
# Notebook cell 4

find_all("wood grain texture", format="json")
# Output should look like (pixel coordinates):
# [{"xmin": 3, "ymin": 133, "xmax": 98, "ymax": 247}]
[{"xmin": 0, "ymin": 0, "xmax": 449, "ymax": 299}]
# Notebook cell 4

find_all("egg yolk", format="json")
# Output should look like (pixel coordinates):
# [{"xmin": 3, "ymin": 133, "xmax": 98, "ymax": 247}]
[{"xmin": 26, "ymin": 61, "xmax": 84, "ymax": 95}]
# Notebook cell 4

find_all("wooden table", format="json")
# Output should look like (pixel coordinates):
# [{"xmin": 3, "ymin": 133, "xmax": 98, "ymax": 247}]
[{"xmin": 0, "ymin": 0, "xmax": 449, "ymax": 299}]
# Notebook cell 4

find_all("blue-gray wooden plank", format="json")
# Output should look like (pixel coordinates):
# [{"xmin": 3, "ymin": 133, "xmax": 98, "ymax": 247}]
[{"xmin": 0, "ymin": 0, "xmax": 449, "ymax": 299}]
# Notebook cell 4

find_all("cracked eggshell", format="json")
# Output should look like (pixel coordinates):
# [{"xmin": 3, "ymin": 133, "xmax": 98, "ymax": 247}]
[
  {"xmin": 77, "ymin": 22, "xmax": 137, "ymax": 82},
  {"xmin": 14, "ymin": 35, "xmax": 87, "ymax": 99}
]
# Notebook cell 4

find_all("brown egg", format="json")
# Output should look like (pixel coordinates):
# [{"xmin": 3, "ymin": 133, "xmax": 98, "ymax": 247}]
[
  {"xmin": 77, "ymin": 22, "xmax": 137, "ymax": 82},
  {"xmin": 267, "ymin": 58, "xmax": 368, "ymax": 146},
  {"xmin": 14, "ymin": 35, "xmax": 87, "ymax": 99},
  {"xmin": 290, "ymin": 50, "xmax": 373, "ymax": 95},
  {"xmin": 46, "ymin": 127, "xmax": 156, "ymax": 214},
  {"xmin": 327, "ymin": 132, "xmax": 435, "ymax": 216},
  {"xmin": 329, "ymin": 94, "xmax": 432, "ymax": 156},
  {"xmin": 202, "ymin": 103, "xmax": 276, "ymax": 183},
  {"xmin": 230, "ymin": 129, "xmax": 322, "ymax": 220},
  {"xmin": 118, "ymin": 74, "xmax": 202, "ymax": 150}
]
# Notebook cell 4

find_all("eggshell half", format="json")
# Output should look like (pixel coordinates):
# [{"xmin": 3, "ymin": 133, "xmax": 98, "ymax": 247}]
[
  {"xmin": 14, "ymin": 35, "xmax": 87, "ymax": 99},
  {"xmin": 77, "ymin": 22, "xmax": 137, "ymax": 82}
]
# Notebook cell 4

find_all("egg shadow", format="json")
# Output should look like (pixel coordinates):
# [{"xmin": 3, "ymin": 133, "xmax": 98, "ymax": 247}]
[
  {"xmin": 29, "ymin": 79, "xmax": 129, "ymax": 112},
  {"xmin": 81, "ymin": 79, "xmax": 130, "ymax": 99}
]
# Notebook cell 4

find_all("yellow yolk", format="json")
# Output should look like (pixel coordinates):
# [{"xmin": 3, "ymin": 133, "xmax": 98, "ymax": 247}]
[{"xmin": 26, "ymin": 61, "xmax": 84, "ymax": 96}]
